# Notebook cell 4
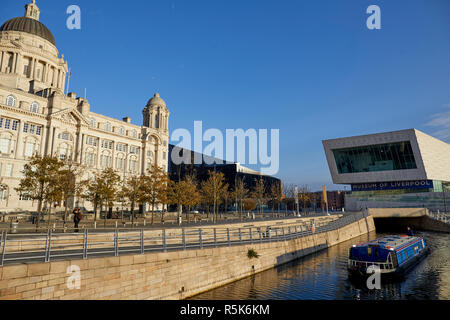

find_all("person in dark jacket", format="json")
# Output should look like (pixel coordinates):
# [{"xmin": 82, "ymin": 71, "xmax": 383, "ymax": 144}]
[
  {"xmin": 73, "ymin": 208, "xmax": 82, "ymax": 232},
  {"xmin": 407, "ymin": 226, "xmax": 414, "ymax": 236}
]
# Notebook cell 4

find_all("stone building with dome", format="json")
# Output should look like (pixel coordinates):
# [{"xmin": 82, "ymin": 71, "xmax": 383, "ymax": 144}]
[{"xmin": 0, "ymin": 1, "xmax": 170, "ymax": 213}]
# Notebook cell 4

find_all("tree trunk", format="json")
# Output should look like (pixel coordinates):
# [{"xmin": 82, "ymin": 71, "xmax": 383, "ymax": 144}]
[{"xmin": 36, "ymin": 198, "xmax": 43, "ymax": 230}]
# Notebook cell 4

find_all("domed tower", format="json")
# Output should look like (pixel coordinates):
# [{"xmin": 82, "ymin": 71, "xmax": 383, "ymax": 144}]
[
  {"xmin": 142, "ymin": 93, "xmax": 170, "ymax": 132},
  {"xmin": 0, "ymin": 0, "xmax": 68, "ymax": 93}
]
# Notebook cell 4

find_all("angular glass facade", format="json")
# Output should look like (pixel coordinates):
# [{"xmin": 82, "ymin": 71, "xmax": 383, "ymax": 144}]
[{"xmin": 332, "ymin": 141, "xmax": 417, "ymax": 174}]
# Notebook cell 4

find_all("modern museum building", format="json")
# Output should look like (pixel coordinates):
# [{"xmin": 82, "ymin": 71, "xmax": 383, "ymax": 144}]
[{"xmin": 322, "ymin": 129, "xmax": 450, "ymax": 211}]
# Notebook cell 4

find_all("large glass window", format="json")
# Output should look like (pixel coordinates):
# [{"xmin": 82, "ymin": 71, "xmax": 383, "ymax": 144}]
[{"xmin": 332, "ymin": 141, "xmax": 417, "ymax": 174}]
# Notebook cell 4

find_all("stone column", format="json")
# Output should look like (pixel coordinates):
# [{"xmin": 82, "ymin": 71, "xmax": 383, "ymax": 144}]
[
  {"xmin": 40, "ymin": 125, "xmax": 47, "ymax": 156},
  {"xmin": 96, "ymin": 138, "xmax": 101, "ymax": 169},
  {"xmin": 0, "ymin": 52, "xmax": 4, "ymax": 72},
  {"xmin": 16, "ymin": 53, "xmax": 23, "ymax": 76},
  {"xmin": 52, "ymin": 67, "xmax": 57, "ymax": 87},
  {"xmin": 31, "ymin": 58, "xmax": 36, "ymax": 79},
  {"xmin": 15, "ymin": 120, "xmax": 24, "ymax": 159}
]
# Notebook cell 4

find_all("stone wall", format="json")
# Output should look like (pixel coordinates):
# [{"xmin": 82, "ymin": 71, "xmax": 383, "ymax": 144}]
[{"xmin": 0, "ymin": 215, "xmax": 375, "ymax": 300}]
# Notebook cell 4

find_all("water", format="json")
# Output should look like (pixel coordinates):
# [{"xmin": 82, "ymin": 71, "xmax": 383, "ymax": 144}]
[{"xmin": 191, "ymin": 231, "xmax": 450, "ymax": 300}]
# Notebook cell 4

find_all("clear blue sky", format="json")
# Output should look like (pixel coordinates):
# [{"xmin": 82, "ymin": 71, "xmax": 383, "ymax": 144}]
[{"xmin": 2, "ymin": 0, "xmax": 450, "ymax": 191}]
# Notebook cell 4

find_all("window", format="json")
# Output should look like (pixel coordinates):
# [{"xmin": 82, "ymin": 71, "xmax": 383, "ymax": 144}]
[
  {"xmin": 25, "ymin": 141, "xmax": 37, "ymax": 157},
  {"xmin": 23, "ymin": 123, "xmax": 28, "ymax": 133},
  {"xmin": 86, "ymin": 136, "xmax": 97, "ymax": 146},
  {"xmin": 90, "ymin": 118, "xmax": 96, "ymax": 128},
  {"xmin": 23, "ymin": 65, "xmax": 29, "ymax": 76},
  {"xmin": 332, "ymin": 141, "xmax": 417, "ymax": 174},
  {"xmin": 59, "ymin": 145, "xmax": 69, "ymax": 160},
  {"xmin": 0, "ymin": 138, "xmax": 11, "ymax": 154},
  {"xmin": 117, "ymin": 158, "xmax": 124, "ymax": 170},
  {"xmin": 30, "ymin": 124, "xmax": 35, "ymax": 134},
  {"xmin": 86, "ymin": 152, "xmax": 95, "ymax": 167},
  {"xmin": 129, "ymin": 159, "xmax": 137, "ymax": 172},
  {"xmin": 119, "ymin": 127, "xmax": 124, "ymax": 135},
  {"xmin": 105, "ymin": 122, "xmax": 111, "ymax": 132},
  {"xmin": 30, "ymin": 102, "xmax": 39, "ymax": 113},
  {"xmin": 19, "ymin": 192, "xmax": 32, "ymax": 201},
  {"xmin": 11, "ymin": 120, "xmax": 18, "ymax": 131},
  {"xmin": 6, "ymin": 95, "xmax": 16, "ymax": 107},
  {"xmin": 5, "ymin": 164, "xmax": 13, "ymax": 177},
  {"xmin": 101, "ymin": 140, "xmax": 113, "ymax": 149},
  {"xmin": 36, "ymin": 126, "xmax": 41, "ymax": 136},
  {"xmin": 155, "ymin": 114, "xmax": 159, "ymax": 128},
  {"xmin": 59, "ymin": 132, "xmax": 72, "ymax": 141},
  {"xmin": 132, "ymin": 130, "xmax": 137, "ymax": 138},
  {"xmin": 101, "ymin": 155, "xmax": 112, "ymax": 168},
  {"xmin": 0, "ymin": 189, "xmax": 7, "ymax": 201}
]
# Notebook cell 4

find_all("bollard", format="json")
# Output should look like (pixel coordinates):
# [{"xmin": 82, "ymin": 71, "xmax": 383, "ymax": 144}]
[{"xmin": 10, "ymin": 221, "xmax": 18, "ymax": 234}]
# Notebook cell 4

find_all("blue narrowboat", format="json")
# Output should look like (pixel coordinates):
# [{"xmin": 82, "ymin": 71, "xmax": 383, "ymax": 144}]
[{"xmin": 347, "ymin": 235, "xmax": 430, "ymax": 279}]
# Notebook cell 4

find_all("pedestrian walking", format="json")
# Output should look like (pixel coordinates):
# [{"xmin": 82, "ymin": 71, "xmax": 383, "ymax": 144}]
[{"xmin": 73, "ymin": 207, "xmax": 82, "ymax": 232}]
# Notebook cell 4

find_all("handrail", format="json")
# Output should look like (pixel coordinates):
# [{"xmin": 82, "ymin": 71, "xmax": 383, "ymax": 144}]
[{"xmin": 0, "ymin": 212, "xmax": 368, "ymax": 266}]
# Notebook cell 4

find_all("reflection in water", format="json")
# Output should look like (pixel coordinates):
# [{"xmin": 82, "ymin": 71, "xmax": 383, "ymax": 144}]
[{"xmin": 191, "ymin": 231, "xmax": 450, "ymax": 300}]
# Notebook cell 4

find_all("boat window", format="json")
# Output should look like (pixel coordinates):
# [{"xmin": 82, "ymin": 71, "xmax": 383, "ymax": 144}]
[{"xmin": 367, "ymin": 247, "xmax": 372, "ymax": 256}]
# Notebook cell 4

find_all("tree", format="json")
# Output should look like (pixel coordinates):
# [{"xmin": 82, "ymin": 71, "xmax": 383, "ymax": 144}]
[
  {"xmin": 200, "ymin": 170, "xmax": 227, "ymax": 223},
  {"xmin": 298, "ymin": 185, "xmax": 311, "ymax": 214},
  {"xmin": 252, "ymin": 177, "xmax": 266, "ymax": 215},
  {"xmin": 232, "ymin": 177, "xmax": 248, "ymax": 220},
  {"xmin": 270, "ymin": 183, "xmax": 282, "ymax": 218},
  {"xmin": 167, "ymin": 173, "xmax": 200, "ymax": 223},
  {"xmin": 282, "ymin": 183, "xmax": 295, "ymax": 215},
  {"xmin": 15, "ymin": 155, "xmax": 64, "ymax": 229},
  {"xmin": 221, "ymin": 186, "xmax": 231, "ymax": 219},
  {"xmin": 243, "ymin": 199, "xmax": 257, "ymax": 212},
  {"xmin": 57, "ymin": 158, "xmax": 84, "ymax": 228},
  {"xmin": 122, "ymin": 174, "xmax": 146, "ymax": 224},
  {"xmin": 140, "ymin": 165, "xmax": 169, "ymax": 224},
  {"xmin": 82, "ymin": 168, "xmax": 120, "ymax": 223}
]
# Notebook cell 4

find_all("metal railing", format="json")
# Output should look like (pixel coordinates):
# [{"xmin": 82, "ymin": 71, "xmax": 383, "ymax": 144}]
[{"xmin": 0, "ymin": 212, "xmax": 368, "ymax": 266}]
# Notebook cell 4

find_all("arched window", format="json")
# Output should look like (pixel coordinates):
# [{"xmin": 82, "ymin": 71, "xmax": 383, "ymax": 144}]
[
  {"xmin": 90, "ymin": 118, "xmax": 96, "ymax": 128},
  {"xmin": 6, "ymin": 95, "xmax": 16, "ymax": 107},
  {"xmin": 105, "ymin": 122, "xmax": 111, "ymax": 132},
  {"xmin": 30, "ymin": 102, "xmax": 40, "ymax": 113},
  {"xmin": 119, "ymin": 127, "xmax": 125, "ymax": 135}
]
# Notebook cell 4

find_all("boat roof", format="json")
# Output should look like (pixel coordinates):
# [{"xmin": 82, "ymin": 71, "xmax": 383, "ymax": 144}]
[{"xmin": 354, "ymin": 235, "xmax": 422, "ymax": 251}]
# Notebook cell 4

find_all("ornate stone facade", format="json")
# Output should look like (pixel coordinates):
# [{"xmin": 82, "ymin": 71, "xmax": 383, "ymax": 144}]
[{"xmin": 0, "ymin": 1, "xmax": 170, "ymax": 212}]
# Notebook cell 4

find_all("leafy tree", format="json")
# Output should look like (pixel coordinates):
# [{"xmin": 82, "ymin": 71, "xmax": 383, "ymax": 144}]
[
  {"xmin": 252, "ymin": 177, "xmax": 266, "ymax": 215},
  {"xmin": 57, "ymin": 158, "xmax": 85, "ymax": 227},
  {"xmin": 15, "ymin": 155, "xmax": 64, "ymax": 229},
  {"xmin": 243, "ymin": 199, "xmax": 257, "ymax": 211},
  {"xmin": 200, "ymin": 170, "xmax": 227, "ymax": 223},
  {"xmin": 232, "ymin": 177, "xmax": 248, "ymax": 220},
  {"xmin": 122, "ymin": 174, "xmax": 146, "ymax": 224},
  {"xmin": 140, "ymin": 165, "xmax": 169, "ymax": 224},
  {"xmin": 282, "ymin": 183, "xmax": 295, "ymax": 215},
  {"xmin": 298, "ymin": 185, "xmax": 311, "ymax": 214},
  {"xmin": 270, "ymin": 182, "xmax": 282, "ymax": 218},
  {"xmin": 82, "ymin": 168, "xmax": 120, "ymax": 223},
  {"xmin": 167, "ymin": 174, "xmax": 201, "ymax": 223}
]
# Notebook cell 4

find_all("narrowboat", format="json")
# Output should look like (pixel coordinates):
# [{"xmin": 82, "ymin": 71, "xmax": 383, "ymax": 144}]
[{"xmin": 347, "ymin": 235, "xmax": 430, "ymax": 280}]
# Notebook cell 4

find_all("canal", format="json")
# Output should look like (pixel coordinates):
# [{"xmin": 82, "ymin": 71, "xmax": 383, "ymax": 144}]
[{"xmin": 191, "ymin": 231, "xmax": 450, "ymax": 300}]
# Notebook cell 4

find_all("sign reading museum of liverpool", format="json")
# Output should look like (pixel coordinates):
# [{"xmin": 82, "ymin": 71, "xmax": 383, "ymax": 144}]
[{"xmin": 351, "ymin": 180, "xmax": 434, "ymax": 192}]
